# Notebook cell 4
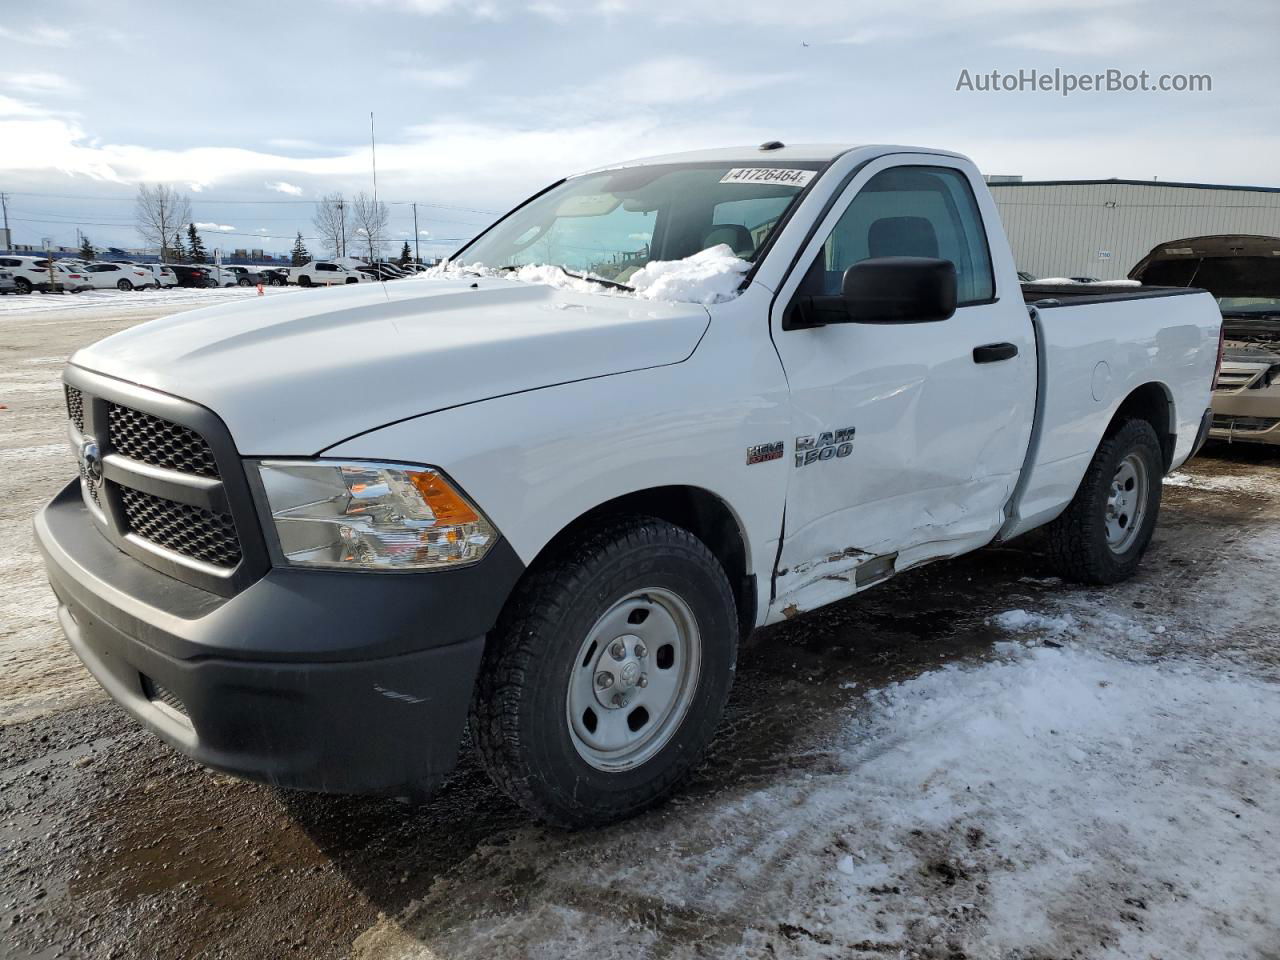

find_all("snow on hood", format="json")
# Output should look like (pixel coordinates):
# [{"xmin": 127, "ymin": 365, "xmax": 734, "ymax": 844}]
[
  {"xmin": 425, "ymin": 244, "xmax": 752, "ymax": 306},
  {"xmin": 71, "ymin": 276, "xmax": 710, "ymax": 455}
]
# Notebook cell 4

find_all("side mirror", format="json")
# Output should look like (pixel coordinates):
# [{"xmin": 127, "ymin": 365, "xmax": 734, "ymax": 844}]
[{"xmin": 790, "ymin": 256, "xmax": 958, "ymax": 328}]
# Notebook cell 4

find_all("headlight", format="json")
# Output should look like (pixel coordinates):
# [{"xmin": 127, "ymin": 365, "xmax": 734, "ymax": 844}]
[{"xmin": 254, "ymin": 460, "xmax": 497, "ymax": 570}]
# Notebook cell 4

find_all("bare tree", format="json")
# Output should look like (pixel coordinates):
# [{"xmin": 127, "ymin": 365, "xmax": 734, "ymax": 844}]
[
  {"xmin": 135, "ymin": 184, "xmax": 192, "ymax": 262},
  {"xmin": 351, "ymin": 192, "xmax": 390, "ymax": 263},
  {"xmin": 312, "ymin": 193, "xmax": 350, "ymax": 258}
]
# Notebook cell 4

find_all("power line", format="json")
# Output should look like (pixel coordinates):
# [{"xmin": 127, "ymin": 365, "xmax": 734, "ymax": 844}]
[{"xmin": 3, "ymin": 189, "xmax": 501, "ymax": 214}]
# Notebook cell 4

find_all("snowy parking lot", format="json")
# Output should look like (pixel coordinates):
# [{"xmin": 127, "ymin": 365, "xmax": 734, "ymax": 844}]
[{"xmin": 2, "ymin": 296, "xmax": 1278, "ymax": 959}]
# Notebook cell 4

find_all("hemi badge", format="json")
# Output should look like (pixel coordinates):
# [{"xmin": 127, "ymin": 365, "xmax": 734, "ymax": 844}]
[{"xmin": 746, "ymin": 441, "xmax": 784, "ymax": 465}]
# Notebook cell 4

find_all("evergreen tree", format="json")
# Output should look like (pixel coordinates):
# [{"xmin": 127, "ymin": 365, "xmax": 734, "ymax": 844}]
[
  {"xmin": 291, "ymin": 232, "xmax": 310, "ymax": 266},
  {"xmin": 186, "ymin": 222, "xmax": 208, "ymax": 263},
  {"xmin": 78, "ymin": 235, "xmax": 96, "ymax": 260},
  {"xmin": 399, "ymin": 241, "xmax": 412, "ymax": 267},
  {"xmin": 170, "ymin": 231, "xmax": 187, "ymax": 264}
]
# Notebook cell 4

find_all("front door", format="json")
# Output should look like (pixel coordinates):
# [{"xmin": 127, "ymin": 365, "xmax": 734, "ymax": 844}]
[{"xmin": 769, "ymin": 156, "xmax": 1036, "ymax": 616}]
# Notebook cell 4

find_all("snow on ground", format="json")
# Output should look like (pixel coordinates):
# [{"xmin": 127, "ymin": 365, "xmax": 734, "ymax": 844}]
[
  {"xmin": 361, "ymin": 469, "xmax": 1280, "ymax": 960},
  {"xmin": 1165, "ymin": 468, "xmax": 1280, "ymax": 497},
  {"xmin": 0, "ymin": 285, "xmax": 298, "ymax": 317}
]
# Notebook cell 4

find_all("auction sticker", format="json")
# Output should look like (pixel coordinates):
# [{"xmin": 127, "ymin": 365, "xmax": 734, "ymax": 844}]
[{"xmin": 720, "ymin": 168, "xmax": 815, "ymax": 188}]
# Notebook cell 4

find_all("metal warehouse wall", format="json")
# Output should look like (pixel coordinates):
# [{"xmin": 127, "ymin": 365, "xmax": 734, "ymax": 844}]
[{"xmin": 989, "ymin": 181, "xmax": 1280, "ymax": 280}]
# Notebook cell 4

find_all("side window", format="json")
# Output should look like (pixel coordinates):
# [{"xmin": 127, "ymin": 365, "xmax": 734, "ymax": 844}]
[
  {"xmin": 809, "ymin": 166, "xmax": 994, "ymax": 305},
  {"xmin": 317, "ymin": 262, "xmax": 337, "ymax": 272}
]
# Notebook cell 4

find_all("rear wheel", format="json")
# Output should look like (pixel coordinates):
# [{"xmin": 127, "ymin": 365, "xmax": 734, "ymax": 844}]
[
  {"xmin": 14, "ymin": 277, "xmax": 31, "ymax": 295},
  {"xmin": 238, "ymin": 278, "xmax": 252, "ymax": 287},
  {"xmin": 298, "ymin": 275, "xmax": 312, "ymax": 287},
  {"xmin": 470, "ymin": 516, "xmax": 738, "ymax": 827},
  {"xmin": 116, "ymin": 279, "xmax": 132, "ymax": 291},
  {"xmin": 1046, "ymin": 418, "xmax": 1164, "ymax": 585}
]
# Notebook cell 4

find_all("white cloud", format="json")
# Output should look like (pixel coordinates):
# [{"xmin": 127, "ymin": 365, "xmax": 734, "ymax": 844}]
[
  {"xmin": 614, "ymin": 58, "xmax": 789, "ymax": 105},
  {"xmin": 998, "ymin": 17, "xmax": 1151, "ymax": 55},
  {"xmin": 188, "ymin": 182, "xmax": 206, "ymax": 192},
  {"xmin": 266, "ymin": 180, "xmax": 304, "ymax": 195},
  {"xmin": 3, "ymin": 72, "xmax": 78, "ymax": 95},
  {"xmin": 419, "ymin": 230, "xmax": 432, "ymax": 236},
  {"xmin": 399, "ymin": 63, "xmax": 477, "ymax": 89},
  {"xmin": 194, "ymin": 222, "xmax": 236, "ymax": 232},
  {"xmin": 0, "ymin": 25, "xmax": 72, "ymax": 47},
  {"xmin": 529, "ymin": 2, "xmax": 569, "ymax": 20}
]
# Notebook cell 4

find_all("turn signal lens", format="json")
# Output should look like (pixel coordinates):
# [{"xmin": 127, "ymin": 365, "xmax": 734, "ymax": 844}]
[{"xmin": 254, "ymin": 460, "xmax": 496, "ymax": 570}]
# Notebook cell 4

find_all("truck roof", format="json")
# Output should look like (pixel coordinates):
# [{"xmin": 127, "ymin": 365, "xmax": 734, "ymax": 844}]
[{"xmin": 577, "ymin": 143, "xmax": 968, "ymax": 177}]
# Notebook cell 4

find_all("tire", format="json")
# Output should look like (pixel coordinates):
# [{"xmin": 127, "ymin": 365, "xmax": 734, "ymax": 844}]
[
  {"xmin": 1046, "ymin": 418, "xmax": 1164, "ymax": 585},
  {"xmin": 470, "ymin": 515, "xmax": 739, "ymax": 828},
  {"xmin": 116, "ymin": 279, "xmax": 132, "ymax": 291},
  {"xmin": 14, "ymin": 277, "xmax": 32, "ymax": 295},
  {"xmin": 270, "ymin": 277, "xmax": 285, "ymax": 287},
  {"xmin": 298, "ymin": 275, "xmax": 312, "ymax": 287}
]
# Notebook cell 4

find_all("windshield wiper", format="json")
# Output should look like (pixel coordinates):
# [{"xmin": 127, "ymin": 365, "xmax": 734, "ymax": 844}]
[{"xmin": 560, "ymin": 268, "xmax": 633, "ymax": 292}]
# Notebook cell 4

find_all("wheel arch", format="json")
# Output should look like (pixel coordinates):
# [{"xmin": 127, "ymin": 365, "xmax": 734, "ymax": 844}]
[
  {"xmin": 520, "ymin": 484, "xmax": 756, "ymax": 641},
  {"xmin": 1107, "ymin": 380, "xmax": 1176, "ymax": 470}
]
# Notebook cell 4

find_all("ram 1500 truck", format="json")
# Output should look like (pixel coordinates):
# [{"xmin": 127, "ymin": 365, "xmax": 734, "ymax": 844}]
[{"xmin": 36, "ymin": 143, "xmax": 1222, "ymax": 827}]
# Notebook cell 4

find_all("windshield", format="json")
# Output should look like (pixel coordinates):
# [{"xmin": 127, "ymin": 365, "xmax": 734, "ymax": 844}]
[
  {"xmin": 457, "ymin": 161, "xmax": 824, "ymax": 286},
  {"xmin": 1218, "ymin": 296, "xmax": 1280, "ymax": 316}
]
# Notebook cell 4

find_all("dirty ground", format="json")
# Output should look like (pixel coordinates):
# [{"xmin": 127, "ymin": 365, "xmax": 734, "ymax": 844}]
[{"xmin": 2, "ymin": 299, "xmax": 1278, "ymax": 959}]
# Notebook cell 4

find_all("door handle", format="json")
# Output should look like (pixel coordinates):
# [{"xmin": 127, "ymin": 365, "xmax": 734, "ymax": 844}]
[{"xmin": 973, "ymin": 342, "xmax": 1018, "ymax": 364}]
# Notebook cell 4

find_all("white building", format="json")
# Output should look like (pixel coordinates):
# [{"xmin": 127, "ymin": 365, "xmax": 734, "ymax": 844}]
[{"xmin": 987, "ymin": 178, "xmax": 1280, "ymax": 281}]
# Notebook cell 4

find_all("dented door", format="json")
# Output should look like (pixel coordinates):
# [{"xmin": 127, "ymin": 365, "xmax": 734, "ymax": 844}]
[{"xmin": 768, "ymin": 157, "xmax": 1036, "ymax": 617}]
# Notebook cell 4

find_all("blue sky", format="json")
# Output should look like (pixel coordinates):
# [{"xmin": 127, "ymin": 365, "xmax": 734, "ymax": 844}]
[{"xmin": 1, "ymin": 0, "xmax": 1276, "ymax": 257}]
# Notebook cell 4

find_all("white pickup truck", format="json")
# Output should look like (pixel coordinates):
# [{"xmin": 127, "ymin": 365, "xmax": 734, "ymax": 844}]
[{"xmin": 37, "ymin": 143, "xmax": 1221, "ymax": 827}]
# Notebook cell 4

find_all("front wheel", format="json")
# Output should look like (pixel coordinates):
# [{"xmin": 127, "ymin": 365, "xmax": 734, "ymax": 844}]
[
  {"xmin": 14, "ymin": 277, "xmax": 32, "ymax": 295},
  {"xmin": 116, "ymin": 279, "xmax": 132, "ymax": 291},
  {"xmin": 297, "ymin": 275, "xmax": 311, "ymax": 287},
  {"xmin": 1046, "ymin": 418, "xmax": 1164, "ymax": 585},
  {"xmin": 470, "ymin": 516, "xmax": 738, "ymax": 827}
]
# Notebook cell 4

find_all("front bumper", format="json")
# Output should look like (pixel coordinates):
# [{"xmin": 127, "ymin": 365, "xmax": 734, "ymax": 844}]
[
  {"xmin": 1209, "ymin": 391, "xmax": 1280, "ymax": 446},
  {"xmin": 35, "ymin": 480, "xmax": 524, "ymax": 796}
]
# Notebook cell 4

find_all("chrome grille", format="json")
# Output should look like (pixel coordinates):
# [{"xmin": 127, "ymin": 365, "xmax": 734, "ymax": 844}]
[
  {"xmin": 65, "ymin": 385, "xmax": 85, "ymax": 431},
  {"xmin": 108, "ymin": 403, "xmax": 221, "ymax": 479},
  {"xmin": 119, "ymin": 487, "xmax": 242, "ymax": 568}
]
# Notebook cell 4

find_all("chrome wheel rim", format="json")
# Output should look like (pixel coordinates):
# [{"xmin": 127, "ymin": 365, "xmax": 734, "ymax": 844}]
[
  {"xmin": 566, "ymin": 587, "xmax": 701, "ymax": 772},
  {"xmin": 1105, "ymin": 453, "xmax": 1148, "ymax": 553}
]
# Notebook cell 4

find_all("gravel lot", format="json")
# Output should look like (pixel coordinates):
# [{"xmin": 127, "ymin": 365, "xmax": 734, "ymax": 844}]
[{"xmin": 2, "ymin": 292, "xmax": 1278, "ymax": 960}]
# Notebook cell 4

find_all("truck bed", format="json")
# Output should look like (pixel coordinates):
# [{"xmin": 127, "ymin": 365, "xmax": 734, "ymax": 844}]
[{"xmin": 1020, "ymin": 284, "xmax": 1207, "ymax": 307}]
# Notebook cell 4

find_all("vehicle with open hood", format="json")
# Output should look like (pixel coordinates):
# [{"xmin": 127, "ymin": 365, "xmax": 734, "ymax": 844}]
[
  {"xmin": 1130, "ymin": 235, "xmax": 1280, "ymax": 445},
  {"xmin": 36, "ymin": 143, "xmax": 1222, "ymax": 827}
]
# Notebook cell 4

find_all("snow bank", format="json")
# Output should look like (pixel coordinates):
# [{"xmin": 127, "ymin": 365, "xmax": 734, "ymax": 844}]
[
  {"xmin": 417, "ymin": 245, "xmax": 752, "ymax": 306},
  {"xmin": 626, "ymin": 244, "xmax": 751, "ymax": 305},
  {"xmin": 991, "ymin": 607, "xmax": 1076, "ymax": 635}
]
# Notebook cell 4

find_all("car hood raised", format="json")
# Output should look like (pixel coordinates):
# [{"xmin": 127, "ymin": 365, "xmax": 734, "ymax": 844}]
[{"xmin": 71, "ymin": 277, "xmax": 710, "ymax": 454}]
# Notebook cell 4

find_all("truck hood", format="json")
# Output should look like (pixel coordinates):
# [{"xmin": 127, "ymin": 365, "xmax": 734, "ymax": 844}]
[
  {"xmin": 71, "ymin": 278, "xmax": 710, "ymax": 454},
  {"xmin": 1128, "ymin": 234, "xmax": 1280, "ymax": 297}
]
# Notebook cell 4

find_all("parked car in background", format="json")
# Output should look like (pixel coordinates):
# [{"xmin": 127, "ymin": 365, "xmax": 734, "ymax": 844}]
[
  {"xmin": 357, "ymin": 263, "xmax": 405, "ymax": 281},
  {"xmin": 82, "ymin": 262, "xmax": 155, "ymax": 290},
  {"xmin": 292, "ymin": 260, "xmax": 364, "ymax": 286},
  {"xmin": 54, "ymin": 264, "xmax": 93, "ymax": 293},
  {"xmin": 136, "ymin": 264, "xmax": 179, "ymax": 289},
  {"xmin": 0, "ymin": 255, "xmax": 62, "ymax": 294},
  {"xmin": 0, "ymin": 269, "xmax": 16, "ymax": 294},
  {"xmin": 223, "ymin": 266, "xmax": 263, "ymax": 286},
  {"xmin": 259, "ymin": 267, "xmax": 290, "ymax": 286},
  {"xmin": 1131, "ymin": 234, "xmax": 1280, "ymax": 446},
  {"xmin": 167, "ymin": 264, "xmax": 216, "ymax": 288}
]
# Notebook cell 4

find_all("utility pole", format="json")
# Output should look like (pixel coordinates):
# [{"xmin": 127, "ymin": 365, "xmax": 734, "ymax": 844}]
[
  {"xmin": 413, "ymin": 202, "xmax": 420, "ymax": 265},
  {"xmin": 337, "ymin": 199, "xmax": 345, "ymax": 258},
  {"xmin": 0, "ymin": 192, "xmax": 10, "ymax": 250}
]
